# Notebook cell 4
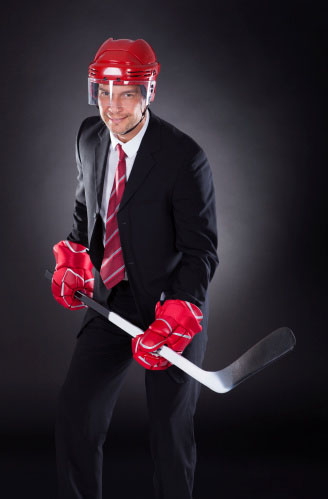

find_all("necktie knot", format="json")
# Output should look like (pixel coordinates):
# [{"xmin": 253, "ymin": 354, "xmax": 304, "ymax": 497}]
[{"xmin": 116, "ymin": 143, "xmax": 126, "ymax": 161}]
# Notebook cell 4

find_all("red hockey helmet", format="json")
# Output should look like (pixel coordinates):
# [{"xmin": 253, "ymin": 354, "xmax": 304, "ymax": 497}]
[{"xmin": 88, "ymin": 38, "xmax": 160, "ymax": 106}]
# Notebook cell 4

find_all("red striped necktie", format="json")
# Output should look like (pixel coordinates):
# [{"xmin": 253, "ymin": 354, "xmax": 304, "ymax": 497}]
[{"xmin": 100, "ymin": 143, "xmax": 126, "ymax": 289}]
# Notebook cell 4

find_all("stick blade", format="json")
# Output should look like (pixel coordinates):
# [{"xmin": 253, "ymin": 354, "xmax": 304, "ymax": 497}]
[{"xmin": 215, "ymin": 327, "xmax": 296, "ymax": 393}]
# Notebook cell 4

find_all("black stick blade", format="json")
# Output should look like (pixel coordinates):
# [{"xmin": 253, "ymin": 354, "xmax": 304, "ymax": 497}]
[{"xmin": 216, "ymin": 327, "xmax": 296, "ymax": 392}]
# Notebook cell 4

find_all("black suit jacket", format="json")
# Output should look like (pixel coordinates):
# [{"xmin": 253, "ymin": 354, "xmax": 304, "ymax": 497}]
[{"xmin": 67, "ymin": 110, "xmax": 219, "ymax": 330}]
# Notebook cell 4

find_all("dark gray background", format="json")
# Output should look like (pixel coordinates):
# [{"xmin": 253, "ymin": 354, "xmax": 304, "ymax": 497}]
[{"xmin": 1, "ymin": 0, "xmax": 326, "ymax": 497}]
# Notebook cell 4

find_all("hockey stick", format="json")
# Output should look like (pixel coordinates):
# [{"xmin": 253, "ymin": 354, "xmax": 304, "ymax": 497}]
[{"xmin": 45, "ymin": 270, "xmax": 296, "ymax": 393}]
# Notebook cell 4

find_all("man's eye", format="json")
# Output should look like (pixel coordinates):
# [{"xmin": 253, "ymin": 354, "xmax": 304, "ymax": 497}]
[
  {"xmin": 124, "ymin": 93, "xmax": 134, "ymax": 98},
  {"xmin": 100, "ymin": 91, "xmax": 109, "ymax": 96}
]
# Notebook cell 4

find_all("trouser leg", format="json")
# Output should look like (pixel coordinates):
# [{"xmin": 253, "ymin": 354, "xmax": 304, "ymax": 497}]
[
  {"xmin": 55, "ymin": 316, "xmax": 133, "ymax": 499},
  {"xmin": 145, "ymin": 330, "xmax": 207, "ymax": 499}
]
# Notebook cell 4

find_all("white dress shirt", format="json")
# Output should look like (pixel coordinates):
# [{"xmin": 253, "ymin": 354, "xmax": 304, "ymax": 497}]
[{"xmin": 100, "ymin": 110, "xmax": 150, "ymax": 243}]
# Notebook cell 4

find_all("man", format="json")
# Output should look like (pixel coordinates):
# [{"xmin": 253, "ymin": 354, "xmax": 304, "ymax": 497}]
[{"xmin": 52, "ymin": 37, "xmax": 218, "ymax": 499}]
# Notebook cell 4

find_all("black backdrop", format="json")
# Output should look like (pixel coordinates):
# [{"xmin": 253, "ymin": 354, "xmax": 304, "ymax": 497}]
[{"xmin": 1, "ymin": 1, "xmax": 326, "ymax": 497}]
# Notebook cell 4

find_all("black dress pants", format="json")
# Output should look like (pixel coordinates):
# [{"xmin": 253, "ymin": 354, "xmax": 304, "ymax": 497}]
[{"xmin": 55, "ymin": 283, "xmax": 207, "ymax": 499}]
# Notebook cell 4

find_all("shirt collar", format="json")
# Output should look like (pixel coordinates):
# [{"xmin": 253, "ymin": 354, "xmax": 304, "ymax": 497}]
[{"xmin": 109, "ymin": 109, "xmax": 150, "ymax": 158}]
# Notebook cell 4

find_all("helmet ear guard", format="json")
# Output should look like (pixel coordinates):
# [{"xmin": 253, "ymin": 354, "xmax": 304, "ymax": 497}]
[
  {"xmin": 140, "ymin": 81, "xmax": 156, "ymax": 105},
  {"xmin": 89, "ymin": 82, "xmax": 99, "ymax": 106}
]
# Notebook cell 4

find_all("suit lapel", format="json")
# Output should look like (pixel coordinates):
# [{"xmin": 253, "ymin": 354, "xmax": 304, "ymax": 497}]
[
  {"xmin": 93, "ymin": 111, "xmax": 161, "ymax": 212},
  {"xmin": 119, "ymin": 111, "xmax": 161, "ymax": 211}
]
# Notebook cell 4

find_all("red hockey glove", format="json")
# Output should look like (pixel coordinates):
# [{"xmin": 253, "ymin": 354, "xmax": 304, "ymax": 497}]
[
  {"xmin": 51, "ymin": 240, "xmax": 94, "ymax": 310},
  {"xmin": 132, "ymin": 300, "xmax": 203, "ymax": 370}
]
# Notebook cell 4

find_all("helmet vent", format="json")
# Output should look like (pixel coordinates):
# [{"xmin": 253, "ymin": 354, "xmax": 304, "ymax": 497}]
[
  {"xmin": 126, "ymin": 69, "xmax": 153, "ymax": 78},
  {"xmin": 89, "ymin": 67, "xmax": 157, "ymax": 80}
]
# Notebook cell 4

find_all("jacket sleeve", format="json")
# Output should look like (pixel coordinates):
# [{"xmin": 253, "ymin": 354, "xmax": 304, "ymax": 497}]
[
  {"xmin": 66, "ymin": 121, "xmax": 89, "ymax": 248},
  {"xmin": 165, "ymin": 147, "xmax": 219, "ymax": 307}
]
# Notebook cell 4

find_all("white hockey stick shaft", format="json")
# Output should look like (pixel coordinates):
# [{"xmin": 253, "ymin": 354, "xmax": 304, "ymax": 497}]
[{"xmin": 45, "ymin": 270, "xmax": 296, "ymax": 393}]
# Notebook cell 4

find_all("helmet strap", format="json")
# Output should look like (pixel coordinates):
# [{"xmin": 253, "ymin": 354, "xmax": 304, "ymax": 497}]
[{"xmin": 120, "ymin": 105, "xmax": 148, "ymax": 136}]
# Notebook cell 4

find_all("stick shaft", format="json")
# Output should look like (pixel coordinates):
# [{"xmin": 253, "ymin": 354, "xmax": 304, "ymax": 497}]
[
  {"xmin": 45, "ymin": 270, "xmax": 217, "ymax": 387},
  {"xmin": 45, "ymin": 270, "xmax": 295, "ymax": 393}
]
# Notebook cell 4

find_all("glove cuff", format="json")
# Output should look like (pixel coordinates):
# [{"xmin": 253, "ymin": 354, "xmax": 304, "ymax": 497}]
[
  {"xmin": 53, "ymin": 240, "xmax": 92, "ymax": 270},
  {"xmin": 155, "ymin": 299, "xmax": 203, "ymax": 334}
]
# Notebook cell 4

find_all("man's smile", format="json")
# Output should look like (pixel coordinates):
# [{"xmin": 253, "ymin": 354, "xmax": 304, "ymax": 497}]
[{"xmin": 107, "ymin": 115, "xmax": 128, "ymax": 124}]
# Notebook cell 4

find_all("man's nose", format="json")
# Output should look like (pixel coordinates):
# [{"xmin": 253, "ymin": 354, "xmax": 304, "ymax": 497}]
[{"xmin": 108, "ymin": 96, "xmax": 122, "ymax": 112}]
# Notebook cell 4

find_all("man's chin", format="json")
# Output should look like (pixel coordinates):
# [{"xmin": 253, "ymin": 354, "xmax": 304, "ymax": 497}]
[
  {"xmin": 102, "ymin": 114, "xmax": 144, "ymax": 138},
  {"xmin": 107, "ymin": 120, "xmax": 130, "ymax": 135},
  {"xmin": 111, "ymin": 124, "xmax": 140, "ymax": 140}
]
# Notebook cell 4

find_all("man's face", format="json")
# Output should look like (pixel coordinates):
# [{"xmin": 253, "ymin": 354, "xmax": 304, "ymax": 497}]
[{"xmin": 98, "ymin": 84, "xmax": 146, "ymax": 141}]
